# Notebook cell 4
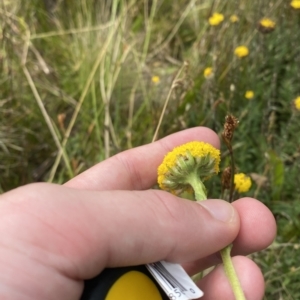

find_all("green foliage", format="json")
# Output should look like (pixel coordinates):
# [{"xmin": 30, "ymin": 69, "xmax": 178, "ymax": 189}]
[
  {"xmin": 1, "ymin": 0, "xmax": 300, "ymax": 298},
  {"xmin": 253, "ymin": 242, "xmax": 300, "ymax": 300},
  {"xmin": 268, "ymin": 150, "xmax": 284, "ymax": 200}
]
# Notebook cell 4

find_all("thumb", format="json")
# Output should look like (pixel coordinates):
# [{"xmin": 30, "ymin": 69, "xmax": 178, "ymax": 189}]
[
  {"xmin": 88, "ymin": 191, "xmax": 240, "ymax": 271},
  {"xmin": 0, "ymin": 183, "xmax": 239, "ymax": 280}
]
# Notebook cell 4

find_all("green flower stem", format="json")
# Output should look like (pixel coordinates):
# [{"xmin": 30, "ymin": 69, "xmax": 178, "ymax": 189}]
[
  {"xmin": 228, "ymin": 145, "xmax": 235, "ymax": 203},
  {"xmin": 186, "ymin": 172, "xmax": 207, "ymax": 200},
  {"xmin": 220, "ymin": 246, "xmax": 246, "ymax": 300},
  {"xmin": 188, "ymin": 176, "xmax": 246, "ymax": 300}
]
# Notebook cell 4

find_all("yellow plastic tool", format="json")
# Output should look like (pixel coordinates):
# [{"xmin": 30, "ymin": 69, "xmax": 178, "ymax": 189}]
[{"xmin": 80, "ymin": 265, "xmax": 169, "ymax": 300}]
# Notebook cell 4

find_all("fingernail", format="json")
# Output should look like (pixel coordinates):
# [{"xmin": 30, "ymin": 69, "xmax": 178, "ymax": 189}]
[{"xmin": 198, "ymin": 200, "xmax": 235, "ymax": 222}]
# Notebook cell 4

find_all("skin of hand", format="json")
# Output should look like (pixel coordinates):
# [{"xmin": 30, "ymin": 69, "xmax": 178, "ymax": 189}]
[{"xmin": 0, "ymin": 127, "xmax": 276, "ymax": 300}]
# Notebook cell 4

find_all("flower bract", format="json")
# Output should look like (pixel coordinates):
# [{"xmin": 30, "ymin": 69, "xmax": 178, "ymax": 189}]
[
  {"xmin": 234, "ymin": 46, "xmax": 249, "ymax": 58},
  {"xmin": 245, "ymin": 90, "xmax": 254, "ymax": 99},
  {"xmin": 294, "ymin": 96, "xmax": 300, "ymax": 110},
  {"xmin": 157, "ymin": 141, "xmax": 220, "ymax": 194},
  {"xmin": 234, "ymin": 173, "xmax": 252, "ymax": 193},
  {"xmin": 208, "ymin": 13, "xmax": 224, "ymax": 26}
]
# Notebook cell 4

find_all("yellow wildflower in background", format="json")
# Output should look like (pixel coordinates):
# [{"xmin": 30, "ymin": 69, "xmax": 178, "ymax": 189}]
[
  {"xmin": 152, "ymin": 76, "xmax": 160, "ymax": 84},
  {"xmin": 234, "ymin": 46, "xmax": 249, "ymax": 58},
  {"xmin": 258, "ymin": 18, "xmax": 276, "ymax": 33},
  {"xmin": 204, "ymin": 67, "xmax": 213, "ymax": 78},
  {"xmin": 157, "ymin": 141, "xmax": 220, "ymax": 196},
  {"xmin": 291, "ymin": 0, "xmax": 300, "ymax": 9},
  {"xmin": 259, "ymin": 18, "xmax": 276, "ymax": 29},
  {"xmin": 208, "ymin": 13, "xmax": 224, "ymax": 26},
  {"xmin": 245, "ymin": 90, "xmax": 254, "ymax": 99},
  {"xmin": 230, "ymin": 15, "xmax": 239, "ymax": 23},
  {"xmin": 234, "ymin": 173, "xmax": 252, "ymax": 193},
  {"xmin": 294, "ymin": 96, "xmax": 300, "ymax": 111}
]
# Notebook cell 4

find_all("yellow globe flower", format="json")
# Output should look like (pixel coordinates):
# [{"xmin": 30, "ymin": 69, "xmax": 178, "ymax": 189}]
[
  {"xmin": 258, "ymin": 18, "xmax": 276, "ymax": 33},
  {"xmin": 230, "ymin": 15, "xmax": 239, "ymax": 23},
  {"xmin": 204, "ymin": 67, "xmax": 213, "ymax": 78},
  {"xmin": 208, "ymin": 13, "xmax": 224, "ymax": 26},
  {"xmin": 234, "ymin": 46, "xmax": 249, "ymax": 58},
  {"xmin": 245, "ymin": 90, "xmax": 254, "ymax": 99},
  {"xmin": 294, "ymin": 96, "xmax": 300, "ymax": 111},
  {"xmin": 259, "ymin": 18, "xmax": 276, "ymax": 28},
  {"xmin": 234, "ymin": 173, "xmax": 252, "ymax": 193},
  {"xmin": 157, "ymin": 141, "xmax": 220, "ymax": 197},
  {"xmin": 291, "ymin": 0, "xmax": 300, "ymax": 9},
  {"xmin": 151, "ymin": 76, "xmax": 160, "ymax": 84}
]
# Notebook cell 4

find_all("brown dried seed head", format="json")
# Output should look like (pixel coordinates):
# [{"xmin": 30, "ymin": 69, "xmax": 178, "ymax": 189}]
[
  {"xmin": 221, "ymin": 166, "xmax": 232, "ymax": 190},
  {"xmin": 222, "ymin": 115, "xmax": 239, "ymax": 144}
]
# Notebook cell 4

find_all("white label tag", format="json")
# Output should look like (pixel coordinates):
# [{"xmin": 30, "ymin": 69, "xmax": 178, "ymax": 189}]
[{"xmin": 146, "ymin": 261, "xmax": 204, "ymax": 300}]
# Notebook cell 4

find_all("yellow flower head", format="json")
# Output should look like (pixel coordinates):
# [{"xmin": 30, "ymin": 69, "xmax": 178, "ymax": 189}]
[
  {"xmin": 230, "ymin": 15, "xmax": 239, "ymax": 23},
  {"xmin": 157, "ymin": 141, "xmax": 220, "ymax": 194},
  {"xmin": 234, "ymin": 46, "xmax": 249, "ymax": 58},
  {"xmin": 291, "ymin": 0, "xmax": 300, "ymax": 9},
  {"xmin": 204, "ymin": 67, "xmax": 213, "ymax": 78},
  {"xmin": 258, "ymin": 18, "xmax": 276, "ymax": 33},
  {"xmin": 245, "ymin": 90, "xmax": 254, "ymax": 99},
  {"xmin": 259, "ymin": 18, "xmax": 276, "ymax": 28},
  {"xmin": 152, "ymin": 76, "xmax": 160, "ymax": 84},
  {"xmin": 209, "ymin": 13, "xmax": 224, "ymax": 26},
  {"xmin": 234, "ymin": 173, "xmax": 252, "ymax": 193},
  {"xmin": 294, "ymin": 96, "xmax": 300, "ymax": 111}
]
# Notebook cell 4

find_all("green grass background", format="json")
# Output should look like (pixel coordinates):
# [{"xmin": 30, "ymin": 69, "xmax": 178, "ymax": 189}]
[{"xmin": 1, "ymin": 0, "xmax": 300, "ymax": 298}]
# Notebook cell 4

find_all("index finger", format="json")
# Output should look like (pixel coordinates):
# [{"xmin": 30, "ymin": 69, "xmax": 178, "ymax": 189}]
[{"xmin": 65, "ymin": 127, "xmax": 220, "ymax": 191}]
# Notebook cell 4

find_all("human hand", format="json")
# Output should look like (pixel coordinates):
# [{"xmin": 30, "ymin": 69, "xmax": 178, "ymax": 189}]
[{"xmin": 0, "ymin": 127, "xmax": 276, "ymax": 299}]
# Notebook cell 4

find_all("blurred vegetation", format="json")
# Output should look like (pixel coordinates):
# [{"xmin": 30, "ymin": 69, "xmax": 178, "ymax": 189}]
[{"xmin": 1, "ymin": 0, "xmax": 300, "ymax": 298}]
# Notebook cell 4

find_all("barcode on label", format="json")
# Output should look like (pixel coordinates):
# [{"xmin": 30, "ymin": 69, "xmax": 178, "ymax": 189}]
[{"xmin": 146, "ymin": 261, "xmax": 204, "ymax": 300}]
